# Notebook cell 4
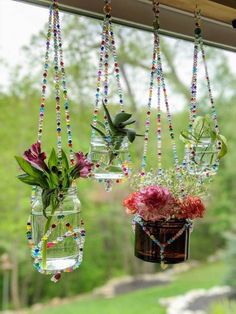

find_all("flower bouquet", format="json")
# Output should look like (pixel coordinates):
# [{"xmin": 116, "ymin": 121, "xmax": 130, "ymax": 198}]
[
  {"xmin": 123, "ymin": 169, "xmax": 207, "ymax": 267},
  {"xmin": 15, "ymin": 142, "xmax": 93, "ymax": 279}
]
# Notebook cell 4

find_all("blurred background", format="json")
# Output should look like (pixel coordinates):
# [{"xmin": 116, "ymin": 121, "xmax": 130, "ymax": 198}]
[{"xmin": 0, "ymin": 0, "xmax": 236, "ymax": 313}]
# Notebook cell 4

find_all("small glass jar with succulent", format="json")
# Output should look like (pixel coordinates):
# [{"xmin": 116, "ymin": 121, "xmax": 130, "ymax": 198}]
[
  {"xmin": 15, "ymin": 142, "xmax": 93, "ymax": 277},
  {"xmin": 180, "ymin": 115, "xmax": 227, "ymax": 176},
  {"xmin": 90, "ymin": 102, "xmax": 142, "ymax": 180}
]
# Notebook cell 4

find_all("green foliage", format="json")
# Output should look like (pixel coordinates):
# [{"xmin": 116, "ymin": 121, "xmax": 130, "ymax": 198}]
[
  {"xmin": 208, "ymin": 300, "xmax": 236, "ymax": 314},
  {"xmin": 180, "ymin": 115, "xmax": 228, "ymax": 162},
  {"xmin": 29, "ymin": 262, "xmax": 226, "ymax": 314},
  {"xmin": 91, "ymin": 102, "xmax": 142, "ymax": 143}
]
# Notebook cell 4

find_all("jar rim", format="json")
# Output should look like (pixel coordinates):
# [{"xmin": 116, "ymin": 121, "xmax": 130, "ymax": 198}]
[{"xmin": 34, "ymin": 186, "xmax": 77, "ymax": 194}]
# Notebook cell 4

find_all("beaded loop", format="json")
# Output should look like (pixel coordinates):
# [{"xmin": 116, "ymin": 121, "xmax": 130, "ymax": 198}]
[
  {"xmin": 36, "ymin": 0, "xmax": 74, "ymax": 165},
  {"xmin": 90, "ymin": 0, "xmax": 130, "ymax": 187},
  {"xmin": 26, "ymin": 216, "xmax": 86, "ymax": 281},
  {"xmin": 29, "ymin": 0, "xmax": 80, "ymax": 279},
  {"xmin": 184, "ymin": 8, "xmax": 221, "ymax": 173},
  {"xmin": 91, "ymin": 0, "xmax": 124, "ymax": 139},
  {"xmin": 141, "ymin": 1, "xmax": 180, "ymax": 177}
]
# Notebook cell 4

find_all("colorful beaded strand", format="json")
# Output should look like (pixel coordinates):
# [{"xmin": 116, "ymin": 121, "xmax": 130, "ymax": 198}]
[
  {"xmin": 32, "ymin": 4, "xmax": 53, "ymax": 204},
  {"xmin": 54, "ymin": 2, "xmax": 74, "ymax": 164},
  {"xmin": 52, "ymin": 1, "xmax": 62, "ymax": 170},
  {"xmin": 186, "ymin": 8, "xmax": 221, "ymax": 173},
  {"xmin": 37, "ymin": 4, "xmax": 53, "ymax": 143},
  {"xmin": 92, "ymin": 19, "xmax": 107, "ymax": 138},
  {"xmin": 141, "ymin": 1, "xmax": 180, "ymax": 178},
  {"xmin": 91, "ymin": 0, "xmax": 125, "ymax": 130},
  {"xmin": 26, "ymin": 216, "xmax": 86, "ymax": 282}
]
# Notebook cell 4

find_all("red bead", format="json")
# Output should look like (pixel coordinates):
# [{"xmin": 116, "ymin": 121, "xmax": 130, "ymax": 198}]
[
  {"xmin": 52, "ymin": 224, "xmax": 56, "ymax": 228},
  {"xmin": 54, "ymin": 273, "xmax": 61, "ymax": 280}
]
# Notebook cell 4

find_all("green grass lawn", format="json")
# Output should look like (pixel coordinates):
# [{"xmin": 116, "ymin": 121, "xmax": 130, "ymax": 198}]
[{"xmin": 31, "ymin": 262, "xmax": 226, "ymax": 314}]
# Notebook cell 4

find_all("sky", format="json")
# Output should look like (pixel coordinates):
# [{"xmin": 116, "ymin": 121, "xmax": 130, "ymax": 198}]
[{"xmin": 0, "ymin": 0, "xmax": 50, "ymax": 86}]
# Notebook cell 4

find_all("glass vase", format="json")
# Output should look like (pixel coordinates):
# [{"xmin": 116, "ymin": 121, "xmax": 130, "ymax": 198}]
[
  {"xmin": 187, "ymin": 138, "xmax": 219, "ymax": 176},
  {"xmin": 134, "ymin": 219, "xmax": 190, "ymax": 264},
  {"xmin": 31, "ymin": 187, "xmax": 83, "ymax": 273},
  {"xmin": 89, "ymin": 136, "xmax": 130, "ymax": 180}
]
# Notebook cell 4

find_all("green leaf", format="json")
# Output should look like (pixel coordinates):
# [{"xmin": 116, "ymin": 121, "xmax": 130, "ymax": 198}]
[
  {"xmin": 102, "ymin": 101, "xmax": 116, "ymax": 132},
  {"xmin": 96, "ymin": 121, "xmax": 106, "ymax": 129},
  {"xmin": 119, "ymin": 119, "xmax": 136, "ymax": 128},
  {"xmin": 126, "ymin": 129, "xmax": 136, "ymax": 143},
  {"xmin": 114, "ymin": 112, "xmax": 132, "ymax": 127},
  {"xmin": 217, "ymin": 134, "xmax": 228, "ymax": 159},
  {"xmin": 17, "ymin": 174, "xmax": 41, "ymax": 186},
  {"xmin": 91, "ymin": 124, "xmax": 106, "ymax": 137},
  {"xmin": 61, "ymin": 149, "xmax": 69, "ymax": 170},
  {"xmin": 15, "ymin": 156, "xmax": 44, "ymax": 178},
  {"xmin": 179, "ymin": 131, "xmax": 192, "ymax": 144},
  {"xmin": 42, "ymin": 188, "xmax": 55, "ymax": 211},
  {"xmin": 48, "ymin": 148, "xmax": 58, "ymax": 170}
]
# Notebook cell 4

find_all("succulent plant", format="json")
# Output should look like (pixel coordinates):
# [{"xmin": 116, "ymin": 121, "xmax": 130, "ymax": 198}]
[{"xmin": 91, "ymin": 101, "xmax": 142, "ymax": 164}]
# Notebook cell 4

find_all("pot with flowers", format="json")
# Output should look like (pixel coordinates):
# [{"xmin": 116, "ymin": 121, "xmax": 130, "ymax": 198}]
[
  {"xmin": 90, "ymin": 102, "xmax": 142, "ymax": 180},
  {"xmin": 15, "ymin": 143, "xmax": 93, "ymax": 280},
  {"xmin": 123, "ymin": 169, "xmax": 207, "ymax": 268}
]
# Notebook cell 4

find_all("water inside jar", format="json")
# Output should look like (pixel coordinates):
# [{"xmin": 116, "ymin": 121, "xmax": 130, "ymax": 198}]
[{"xmin": 31, "ymin": 209, "xmax": 80, "ymax": 271}]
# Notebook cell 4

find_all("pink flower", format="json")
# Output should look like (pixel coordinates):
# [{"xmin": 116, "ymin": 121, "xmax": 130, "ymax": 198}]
[
  {"xmin": 24, "ymin": 142, "xmax": 49, "ymax": 172},
  {"xmin": 123, "ymin": 192, "xmax": 140, "ymax": 215},
  {"xmin": 72, "ymin": 152, "xmax": 93, "ymax": 178},
  {"xmin": 139, "ymin": 185, "xmax": 171, "ymax": 212},
  {"xmin": 179, "ymin": 196, "xmax": 205, "ymax": 219},
  {"xmin": 123, "ymin": 185, "xmax": 174, "ymax": 221}
]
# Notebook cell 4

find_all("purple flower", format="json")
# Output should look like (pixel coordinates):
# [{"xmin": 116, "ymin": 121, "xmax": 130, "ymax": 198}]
[
  {"xmin": 72, "ymin": 152, "xmax": 93, "ymax": 178},
  {"xmin": 24, "ymin": 142, "xmax": 49, "ymax": 172}
]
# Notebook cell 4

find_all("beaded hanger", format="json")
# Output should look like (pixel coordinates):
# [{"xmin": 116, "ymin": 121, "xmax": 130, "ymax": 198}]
[
  {"xmin": 184, "ymin": 7, "xmax": 221, "ymax": 175},
  {"xmin": 140, "ymin": 0, "xmax": 180, "ymax": 177},
  {"xmin": 30, "ymin": 0, "xmax": 85, "ymax": 282},
  {"xmin": 134, "ymin": 0, "xmax": 187, "ymax": 269},
  {"xmin": 91, "ymin": 0, "xmax": 125, "ymax": 134},
  {"xmin": 90, "ymin": 0, "xmax": 131, "ymax": 191},
  {"xmin": 37, "ymin": 0, "xmax": 74, "ymax": 165}
]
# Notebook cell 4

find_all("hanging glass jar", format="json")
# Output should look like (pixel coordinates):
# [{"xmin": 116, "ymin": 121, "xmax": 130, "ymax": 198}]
[
  {"xmin": 90, "ymin": 135, "xmax": 129, "ymax": 180},
  {"xmin": 30, "ymin": 187, "xmax": 85, "ymax": 274},
  {"xmin": 134, "ymin": 219, "xmax": 191, "ymax": 265},
  {"xmin": 180, "ymin": 8, "xmax": 227, "ymax": 177},
  {"xmin": 89, "ymin": 0, "xmax": 140, "ymax": 186},
  {"xmin": 187, "ymin": 138, "xmax": 219, "ymax": 176}
]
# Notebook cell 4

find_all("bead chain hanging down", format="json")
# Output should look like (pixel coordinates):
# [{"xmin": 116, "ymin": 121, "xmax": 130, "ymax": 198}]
[
  {"xmin": 185, "ymin": 8, "xmax": 221, "ymax": 175},
  {"xmin": 133, "ymin": 215, "xmax": 192, "ymax": 268},
  {"xmin": 29, "ymin": 0, "xmax": 85, "ymax": 282},
  {"xmin": 91, "ymin": 0, "xmax": 130, "ymax": 190},
  {"xmin": 140, "ymin": 0, "xmax": 180, "ymax": 178},
  {"xmin": 136, "ymin": 1, "xmax": 187, "ymax": 268}
]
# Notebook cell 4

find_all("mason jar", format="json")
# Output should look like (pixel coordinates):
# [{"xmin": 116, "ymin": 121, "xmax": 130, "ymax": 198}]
[
  {"xmin": 89, "ymin": 135, "xmax": 130, "ymax": 180},
  {"xmin": 135, "ymin": 219, "xmax": 190, "ymax": 264},
  {"xmin": 31, "ymin": 186, "xmax": 83, "ymax": 273},
  {"xmin": 187, "ymin": 138, "xmax": 219, "ymax": 176}
]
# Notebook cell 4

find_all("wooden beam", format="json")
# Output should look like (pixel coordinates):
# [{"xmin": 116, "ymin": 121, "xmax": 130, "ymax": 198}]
[{"xmin": 14, "ymin": 0, "xmax": 236, "ymax": 52}]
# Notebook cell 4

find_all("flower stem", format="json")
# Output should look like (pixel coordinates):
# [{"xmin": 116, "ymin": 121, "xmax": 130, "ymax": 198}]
[{"xmin": 42, "ymin": 205, "xmax": 57, "ymax": 270}]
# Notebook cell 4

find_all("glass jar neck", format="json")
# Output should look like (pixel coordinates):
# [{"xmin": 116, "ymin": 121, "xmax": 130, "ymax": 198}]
[{"xmin": 34, "ymin": 186, "xmax": 77, "ymax": 198}]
